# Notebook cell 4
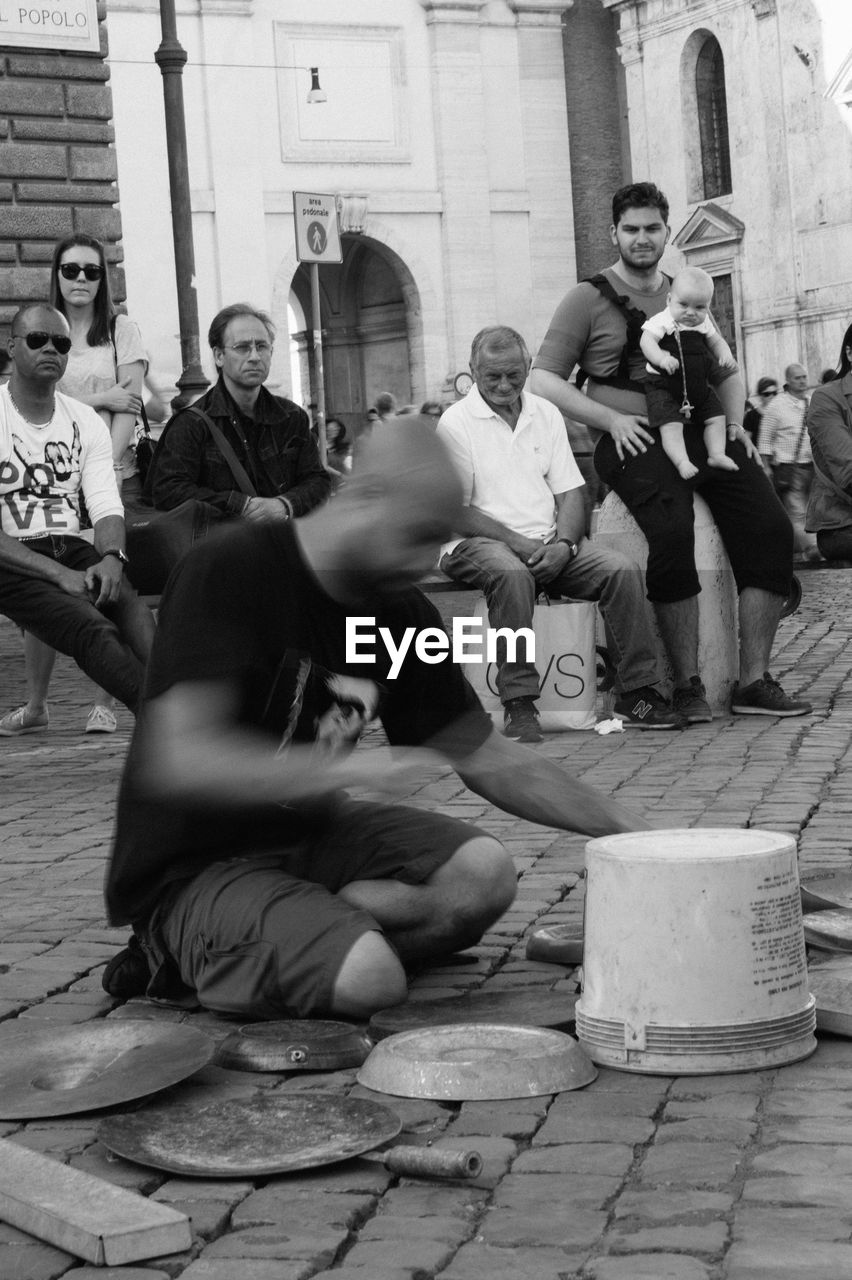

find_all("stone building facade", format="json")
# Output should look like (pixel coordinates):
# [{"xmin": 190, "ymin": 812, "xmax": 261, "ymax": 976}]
[
  {"xmin": 106, "ymin": 0, "xmax": 575, "ymax": 429},
  {"xmin": 602, "ymin": 0, "xmax": 852, "ymax": 388},
  {"xmin": 0, "ymin": 2, "xmax": 124, "ymax": 335}
]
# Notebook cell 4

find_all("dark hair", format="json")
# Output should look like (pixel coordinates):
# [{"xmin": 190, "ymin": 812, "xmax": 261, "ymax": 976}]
[
  {"xmin": 756, "ymin": 376, "xmax": 778, "ymax": 396},
  {"xmin": 208, "ymin": 303, "xmax": 275, "ymax": 351},
  {"xmin": 420, "ymin": 400, "xmax": 442, "ymax": 417},
  {"xmin": 326, "ymin": 417, "xmax": 347, "ymax": 447},
  {"xmin": 611, "ymin": 182, "xmax": 670, "ymax": 228},
  {"xmin": 50, "ymin": 234, "xmax": 113, "ymax": 347},
  {"xmin": 831, "ymin": 322, "xmax": 852, "ymax": 381},
  {"xmin": 470, "ymin": 325, "xmax": 530, "ymax": 370},
  {"xmin": 374, "ymin": 392, "xmax": 397, "ymax": 417}
]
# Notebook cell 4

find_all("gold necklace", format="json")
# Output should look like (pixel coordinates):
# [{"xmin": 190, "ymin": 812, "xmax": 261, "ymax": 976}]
[{"xmin": 7, "ymin": 387, "xmax": 55, "ymax": 428}]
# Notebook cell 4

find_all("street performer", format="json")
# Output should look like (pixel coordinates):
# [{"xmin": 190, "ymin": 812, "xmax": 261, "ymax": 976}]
[{"xmin": 104, "ymin": 421, "xmax": 647, "ymax": 1019}]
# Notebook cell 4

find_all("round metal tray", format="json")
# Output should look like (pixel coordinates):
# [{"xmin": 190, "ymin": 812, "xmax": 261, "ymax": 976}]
[
  {"xmin": 357, "ymin": 1022, "xmax": 597, "ymax": 1100},
  {"xmin": 98, "ymin": 1092, "xmax": 402, "ymax": 1177}
]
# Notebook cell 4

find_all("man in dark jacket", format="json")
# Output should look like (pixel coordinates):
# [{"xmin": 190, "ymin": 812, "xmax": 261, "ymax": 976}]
[{"xmin": 145, "ymin": 303, "xmax": 330, "ymax": 521}]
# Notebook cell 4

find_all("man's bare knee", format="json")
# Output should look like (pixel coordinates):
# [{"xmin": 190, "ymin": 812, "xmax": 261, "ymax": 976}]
[
  {"xmin": 330, "ymin": 930, "xmax": 407, "ymax": 1018},
  {"xmin": 434, "ymin": 835, "xmax": 517, "ymax": 931}
]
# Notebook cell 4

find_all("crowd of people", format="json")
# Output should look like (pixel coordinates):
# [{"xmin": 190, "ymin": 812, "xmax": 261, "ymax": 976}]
[{"xmin": 2, "ymin": 180, "xmax": 847, "ymax": 1021}]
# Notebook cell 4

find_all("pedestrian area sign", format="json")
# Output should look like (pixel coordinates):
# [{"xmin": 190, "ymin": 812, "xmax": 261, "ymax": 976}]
[{"xmin": 293, "ymin": 192, "xmax": 343, "ymax": 264}]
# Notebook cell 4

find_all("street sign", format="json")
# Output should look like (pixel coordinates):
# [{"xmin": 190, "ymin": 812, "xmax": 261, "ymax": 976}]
[{"xmin": 293, "ymin": 192, "xmax": 343, "ymax": 264}]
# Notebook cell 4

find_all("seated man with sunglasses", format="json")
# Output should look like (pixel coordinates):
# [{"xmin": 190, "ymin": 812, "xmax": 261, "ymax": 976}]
[
  {"xmin": 0, "ymin": 304, "xmax": 152, "ymax": 715},
  {"xmin": 144, "ymin": 303, "xmax": 330, "ymax": 522}
]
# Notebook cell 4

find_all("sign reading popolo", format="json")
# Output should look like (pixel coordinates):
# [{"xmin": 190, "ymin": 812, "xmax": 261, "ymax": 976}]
[{"xmin": 0, "ymin": 0, "xmax": 100, "ymax": 52}]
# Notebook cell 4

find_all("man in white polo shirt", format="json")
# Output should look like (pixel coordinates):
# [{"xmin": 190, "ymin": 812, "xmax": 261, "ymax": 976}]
[{"xmin": 437, "ymin": 325, "xmax": 682, "ymax": 742}]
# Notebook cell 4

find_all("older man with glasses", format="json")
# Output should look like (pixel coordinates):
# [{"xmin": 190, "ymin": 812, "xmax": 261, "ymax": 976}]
[
  {"xmin": 0, "ymin": 304, "xmax": 153, "ymax": 720},
  {"xmin": 144, "ymin": 302, "xmax": 330, "ymax": 523}
]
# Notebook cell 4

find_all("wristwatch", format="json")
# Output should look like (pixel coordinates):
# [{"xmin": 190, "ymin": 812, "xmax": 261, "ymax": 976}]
[
  {"xmin": 101, "ymin": 548, "xmax": 130, "ymax": 567},
  {"xmin": 556, "ymin": 538, "xmax": 579, "ymax": 560}
]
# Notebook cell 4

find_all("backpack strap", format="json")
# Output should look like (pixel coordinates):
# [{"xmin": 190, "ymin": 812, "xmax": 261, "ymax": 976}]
[{"xmin": 576, "ymin": 272, "xmax": 670, "ymax": 392}]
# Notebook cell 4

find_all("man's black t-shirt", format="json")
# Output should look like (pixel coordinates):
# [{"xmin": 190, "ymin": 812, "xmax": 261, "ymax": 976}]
[{"xmin": 107, "ymin": 523, "xmax": 492, "ymax": 925}]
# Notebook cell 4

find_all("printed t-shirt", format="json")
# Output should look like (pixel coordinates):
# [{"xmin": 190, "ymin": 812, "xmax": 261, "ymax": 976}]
[
  {"xmin": 0, "ymin": 385, "xmax": 123, "ymax": 538},
  {"xmin": 107, "ymin": 521, "xmax": 493, "ymax": 925}
]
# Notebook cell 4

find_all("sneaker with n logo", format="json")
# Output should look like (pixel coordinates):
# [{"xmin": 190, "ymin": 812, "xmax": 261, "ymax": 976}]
[{"xmin": 613, "ymin": 686, "xmax": 686, "ymax": 730}]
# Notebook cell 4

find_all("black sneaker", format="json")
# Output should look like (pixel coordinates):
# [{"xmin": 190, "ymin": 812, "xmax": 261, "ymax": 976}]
[
  {"xmin": 503, "ymin": 697, "xmax": 544, "ymax": 743},
  {"xmin": 731, "ymin": 672, "xmax": 812, "ymax": 717},
  {"xmin": 613, "ymin": 686, "xmax": 686, "ymax": 730},
  {"xmin": 673, "ymin": 676, "xmax": 713, "ymax": 723},
  {"xmin": 102, "ymin": 934, "xmax": 150, "ymax": 999}
]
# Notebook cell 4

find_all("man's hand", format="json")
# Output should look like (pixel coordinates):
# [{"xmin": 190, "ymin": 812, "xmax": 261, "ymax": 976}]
[
  {"xmin": 84, "ymin": 559, "xmax": 123, "ymax": 608},
  {"xmin": 53, "ymin": 565, "xmax": 93, "ymax": 600},
  {"xmin": 605, "ymin": 410, "xmax": 655, "ymax": 462},
  {"xmin": 727, "ymin": 424, "xmax": 760, "ymax": 462},
  {"xmin": 243, "ymin": 496, "xmax": 291, "ymax": 523},
  {"xmin": 98, "ymin": 378, "xmax": 143, "ymax": 416},
  {"xmin": 526, "ymin": 540, "xmax": 573, "ymax": 584}
]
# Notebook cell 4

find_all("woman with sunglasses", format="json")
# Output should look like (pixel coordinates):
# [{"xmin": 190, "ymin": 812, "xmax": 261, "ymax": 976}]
[{"xmin": 0, "ymin": 234, "xmax": 151, "ymax": 738}]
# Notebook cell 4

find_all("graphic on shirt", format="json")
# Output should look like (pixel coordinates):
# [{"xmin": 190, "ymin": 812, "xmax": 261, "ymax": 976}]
[
  {"xmin": 263, "ymin": 650, "xmax": 380, "ymax": 759},
  {"xmin": 0, "ymin": 422, "xmax": 82, "ymax": 535}
]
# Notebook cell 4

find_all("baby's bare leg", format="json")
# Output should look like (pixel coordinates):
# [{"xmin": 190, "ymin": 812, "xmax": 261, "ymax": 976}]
[
  {"xmin": 705, "ymin": 415, "xmax": 738, "ymax": 470},
  {"xmin": 660, "ymin": 421, "xmax": 699, "ymax": 480}
]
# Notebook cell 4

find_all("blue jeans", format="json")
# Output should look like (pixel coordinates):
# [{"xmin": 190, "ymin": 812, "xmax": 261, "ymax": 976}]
[
  {"xmin": 0, "ymin": 535, "xmax": 148, "ymax": 711},
  {"xmin": 440, "ymin": 536, "xmax": 664, "ymax": 704}
]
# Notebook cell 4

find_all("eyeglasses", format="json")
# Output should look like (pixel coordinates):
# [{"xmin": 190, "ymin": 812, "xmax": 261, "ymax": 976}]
[
  {"xmin": 17, "ymin": 331, "xmax": 72, "ymax": 355},
  {"xmin": 224, "ymin": 340, "xmax": 273, "ymax": 356},
  {"xmin": 762, "ymin": 389, "xmax": 778, "ymax": 397},
  {"xmin": 58, "ymin": 262, "xmax": 104, "ymax": 282}
]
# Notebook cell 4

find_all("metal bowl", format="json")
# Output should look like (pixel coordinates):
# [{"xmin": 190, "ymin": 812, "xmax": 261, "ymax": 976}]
[
  {"xmin": 356, "ymin": 1022, "xmax": 597, "ymax": 1100},
  {"xmin": 215, "ymin": 1020, "xmax": 372, "ymax": 1072}
]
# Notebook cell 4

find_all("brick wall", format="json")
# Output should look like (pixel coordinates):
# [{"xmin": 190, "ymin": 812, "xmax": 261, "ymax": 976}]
[{"xmin": 0, "ymin": 1, "xmax": 124, "ymax": 339}]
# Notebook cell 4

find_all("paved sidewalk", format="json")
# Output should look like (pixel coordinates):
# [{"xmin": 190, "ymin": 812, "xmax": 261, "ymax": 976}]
[{"xmin": 1, "ymin": 570, "xmax": 852, "ymax": 1279}]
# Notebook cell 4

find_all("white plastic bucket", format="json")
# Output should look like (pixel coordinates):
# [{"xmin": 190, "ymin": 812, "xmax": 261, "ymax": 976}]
[{"xmin": 575, "ymin": 828, "xmax": 816, "ymax": 1074}]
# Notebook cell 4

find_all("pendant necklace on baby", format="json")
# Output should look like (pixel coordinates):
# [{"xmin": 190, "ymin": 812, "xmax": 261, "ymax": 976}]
[{"xmin": 673, "ymin": 329, "xmax": 693, "ymax": 421}]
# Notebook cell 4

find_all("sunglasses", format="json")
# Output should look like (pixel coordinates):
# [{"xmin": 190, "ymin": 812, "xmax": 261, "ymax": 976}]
[
  {"xmin": 18, "ymin": 331, "xmax": 73, "ymax": 355},
  {"xmin": 58, "ymin": 262, "xmax": 104, "ymax": 282}
]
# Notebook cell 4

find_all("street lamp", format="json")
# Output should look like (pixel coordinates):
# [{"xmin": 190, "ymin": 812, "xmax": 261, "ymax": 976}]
[
  {"xmin": 155, "ymin": 0, "xmax": 207, "ymax": 411},
  {"xmin": 154, "ymin": 0, "xmax": 326, "ymax": 410}
]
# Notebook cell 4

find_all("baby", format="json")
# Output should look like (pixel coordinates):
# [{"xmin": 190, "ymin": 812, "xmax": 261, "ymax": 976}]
[{"xmin": 640, "ymin": 266, "xmax": 739, "ymax": 480}]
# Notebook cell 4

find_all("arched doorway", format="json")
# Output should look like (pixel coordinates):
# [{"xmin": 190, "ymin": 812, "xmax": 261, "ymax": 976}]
[{"xmin": 288, "ymin": 234, "xmax": 422, "ymax": 441}]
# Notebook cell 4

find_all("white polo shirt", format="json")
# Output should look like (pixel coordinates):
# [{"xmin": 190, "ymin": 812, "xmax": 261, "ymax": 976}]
[{"xmin": 437, "ymin": 384, "xmax": 584, "ymax": 555}]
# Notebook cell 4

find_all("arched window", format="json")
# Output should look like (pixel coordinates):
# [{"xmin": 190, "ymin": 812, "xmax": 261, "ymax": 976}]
[{"xmin": 696, "ymin": 36, "xmax": 732, "ymax": 198}]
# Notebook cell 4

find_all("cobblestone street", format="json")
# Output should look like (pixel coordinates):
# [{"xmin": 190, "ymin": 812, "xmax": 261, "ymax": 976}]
[{"xmin": 2, "ymin": 569, "xmax": 852, "ymax": 1279}]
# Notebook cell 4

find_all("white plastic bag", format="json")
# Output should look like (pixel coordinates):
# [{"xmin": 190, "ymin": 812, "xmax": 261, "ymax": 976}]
[{"xmin": 465, "ymin": 597, "xmax": 597, "ymax": 732}]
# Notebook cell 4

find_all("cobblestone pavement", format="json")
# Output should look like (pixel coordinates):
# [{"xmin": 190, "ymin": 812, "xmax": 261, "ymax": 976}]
[{"xmin": 2, "ymin": 570, "xmax": 852, "ymax": 1279}]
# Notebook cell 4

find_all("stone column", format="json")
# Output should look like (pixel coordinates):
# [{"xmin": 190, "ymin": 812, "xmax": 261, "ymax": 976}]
[{"xmin": 419, "ymin": 1, "xmax": 497, "ymax": 368}]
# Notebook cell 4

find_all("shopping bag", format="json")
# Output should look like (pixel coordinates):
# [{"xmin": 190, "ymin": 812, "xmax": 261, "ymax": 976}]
[{"xmin": 465, "ymin": 597, "xmax": 597, "ymax": 732}]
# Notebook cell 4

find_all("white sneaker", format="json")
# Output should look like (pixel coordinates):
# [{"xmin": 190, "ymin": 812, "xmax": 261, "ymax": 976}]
[
  {"xmin": 0, "ymin": 705, "xmax": 49, "ymax": 736},
  {"xmin": 85, "ymin": 705, "xmax": 118, "ymax": 734}
]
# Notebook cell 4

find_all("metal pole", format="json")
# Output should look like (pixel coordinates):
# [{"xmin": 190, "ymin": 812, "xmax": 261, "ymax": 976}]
[
  {"xmin": 155, "ymin": 0, "xmax": 209, "ymax": 411},
  {"xmin": 310, "ymin": 262, "xmax": 327, "ymax": 466}
]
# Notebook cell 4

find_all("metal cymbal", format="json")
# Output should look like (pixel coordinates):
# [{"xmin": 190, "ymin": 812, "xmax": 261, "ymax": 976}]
[
  {"xmin": 98, "ymin": 1092, "xmax": 402, "ymax": 1177},
  {"xmin": 369, "ymin": 988, "xmax": 577, "ymax": 1041},
  {"xmin": 0, "ymin": 1021, "xmax": 214, "ymax": 1119},
  {"xmin": 214, "ymin": 1020, "xmax": 372, "ymax": 1072}
]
